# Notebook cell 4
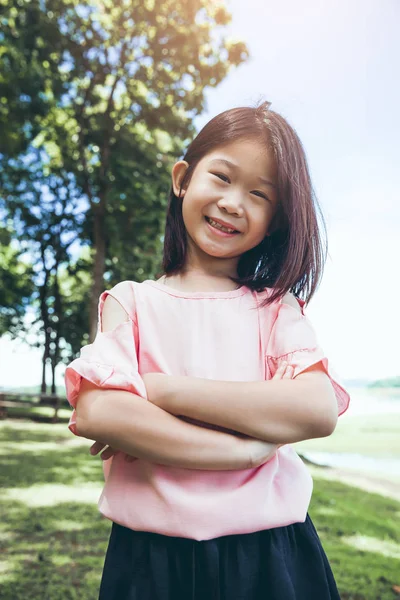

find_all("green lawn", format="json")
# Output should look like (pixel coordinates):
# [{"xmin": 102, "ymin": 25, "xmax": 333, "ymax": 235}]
[
  {"xmin": 294, "ymin": 412, "xmax": 400, "ymax": 458},
  {"xmin": 0, "ymin": 420, "xmax": 399, "ymax": 599}
]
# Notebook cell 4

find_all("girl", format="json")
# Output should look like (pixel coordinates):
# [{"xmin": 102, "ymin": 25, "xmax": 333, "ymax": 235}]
[{"xmin": 65, "ymin": 101, "xmax": 350, "ymax": 600}]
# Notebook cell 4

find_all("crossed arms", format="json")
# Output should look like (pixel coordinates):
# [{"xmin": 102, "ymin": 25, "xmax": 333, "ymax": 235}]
[{"xmin": 75, "ymin": 295, "xmax": 338, "ymax": 470}]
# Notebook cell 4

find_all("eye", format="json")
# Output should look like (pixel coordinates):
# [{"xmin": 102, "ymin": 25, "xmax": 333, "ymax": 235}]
[
  {"xmin": 251, "ymin": 190, "xmax": 270, "ymax": 201},
  {"xmin": 211, "ymin": 172, "xmax": 230, "ymax": 183}
]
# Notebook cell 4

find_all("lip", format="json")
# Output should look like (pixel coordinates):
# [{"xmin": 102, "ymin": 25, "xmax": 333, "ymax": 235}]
[
  {"xmin": 205, "ymin": 217, "xmax": 240, "ymax": 238},
  {"xmin": 206, "ymin": 216, "xmax": 241, "ymax": 233}
]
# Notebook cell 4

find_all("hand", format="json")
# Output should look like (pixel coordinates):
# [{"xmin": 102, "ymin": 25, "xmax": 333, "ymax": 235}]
[
  {"xmin": 89, "ymin": 441, "xmax": 136, "ymax": 463},
  {"xmin": 272, "ymin": 360, "xmax": 294, "ymax": 382},
  {"xmin": 244, "ymin": 360, "xmax": 294, "ymax": 468}
]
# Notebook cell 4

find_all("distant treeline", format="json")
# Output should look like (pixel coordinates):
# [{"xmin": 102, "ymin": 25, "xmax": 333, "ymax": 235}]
[
  {"xmin": 369, "ymin": 376, "xmax": 400, "ymax": 389},
  {"xmin": 0, "ymin": 385, "xmax": 67, "ymax": 398}
]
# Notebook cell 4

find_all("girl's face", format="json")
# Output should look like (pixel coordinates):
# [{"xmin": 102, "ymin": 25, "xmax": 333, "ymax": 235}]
[{"xmin": 172, "ymin": 137, "xmax": 279, "ymax": 273}]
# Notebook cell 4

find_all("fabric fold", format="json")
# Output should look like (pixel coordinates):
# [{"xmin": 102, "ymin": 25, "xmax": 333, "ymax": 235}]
[
  {"xmin": 65, "ymin": 292, "xmax": 146, "ymax": 435},
  {"xmin": 266, "ymin": 301, "xmax": 350, "ymax": 416}
]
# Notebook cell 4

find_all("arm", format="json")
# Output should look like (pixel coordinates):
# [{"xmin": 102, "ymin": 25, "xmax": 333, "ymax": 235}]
[
  {"xmin": 144, "ymin": 365, "xmax": 337, "ymax": 445},
  {"xmin": 77, "ymin": 380, "xmax": 254, "ymax": 470},
  {"xmin": 144, "ymin": 293, "xmax": 338, "ymax": 445},
  {"xmin": 76, "ymin": 295, "xmax": 277, "ymax": 471}
]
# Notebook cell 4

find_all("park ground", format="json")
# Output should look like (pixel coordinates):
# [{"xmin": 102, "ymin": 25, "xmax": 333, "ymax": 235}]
[{"xmin": 0, "ymin": 411, "xmax": 399, "ymax": 600}]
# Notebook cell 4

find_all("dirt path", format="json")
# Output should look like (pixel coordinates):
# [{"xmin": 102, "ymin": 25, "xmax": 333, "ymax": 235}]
[{"xmin": 309, "ymin": 464, "xmax": 400, "ymax": 502}]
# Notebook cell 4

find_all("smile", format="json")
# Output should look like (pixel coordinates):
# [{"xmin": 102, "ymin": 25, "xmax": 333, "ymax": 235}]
[{"xmin": 205, "ymin": 217, "xmax": 239, "ymax": 234}]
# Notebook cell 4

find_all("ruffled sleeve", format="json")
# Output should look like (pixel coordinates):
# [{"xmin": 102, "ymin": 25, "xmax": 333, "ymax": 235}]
[
  {"xmin": 266, "ymin": 299, "xmax": 350, "ymax": 416},
  {"xmin": 64, "ymin": 281, "xmax": 146, "ymax": 435}
]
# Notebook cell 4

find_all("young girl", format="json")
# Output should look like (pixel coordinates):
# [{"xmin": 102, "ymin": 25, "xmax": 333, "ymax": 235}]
[{"xmin": 65, "ymin": 101, "xmax": 350, "ymax": 600}]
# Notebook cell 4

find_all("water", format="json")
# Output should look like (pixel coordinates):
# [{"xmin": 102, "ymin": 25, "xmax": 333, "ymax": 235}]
[
  {"xmin": 302, "ymin": 451, "xmax": 400, "ymax": 477},
  {"xmin": 303, "ymin": 386, "xmax": 400, "ymax": 476}
]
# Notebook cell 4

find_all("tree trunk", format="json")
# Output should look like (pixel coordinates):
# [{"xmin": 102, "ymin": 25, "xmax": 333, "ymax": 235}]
[
  {"xmin": 51, "ymin": 269, "xmax": 62, "ymax": 395},
  {"xmin": 39, "ymin": 263, "xmax": 50, "ymax": 395},
  {"xmin": 41, "ymin": 348, "xmax": 47, "ymax": 394},
  {"xmin": 89, "ymin": 203, "xmax": 106, "ymax": 341},
  {"xmin": 51, "ymin": 360, "xmax": 56, "ymax": 394}
]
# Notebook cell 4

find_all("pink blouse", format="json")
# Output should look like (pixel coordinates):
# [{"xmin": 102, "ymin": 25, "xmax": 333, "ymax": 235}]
[{"xmin": 65, "ymin": 280, "xmax": 350, "ymax": 541}]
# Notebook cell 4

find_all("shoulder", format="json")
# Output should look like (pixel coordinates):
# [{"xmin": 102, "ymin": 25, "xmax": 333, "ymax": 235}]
[
  {"xmin": 254, "ymin": 288, "xmax": 303, "ymax": 314},
  {"xmin": 100, "ymin": 281, "xmax": 138, "ymax": 332},
  {"xmin": 101, "ymin": 295, "xmax": 130, "ymax": 332},
  {"xmin": 280, "ymin": 291, "xmax": 302, "ymax": 312},
  {"xmin": 266, "ymin": 292, "xmax": 316, "ymax": 355}
]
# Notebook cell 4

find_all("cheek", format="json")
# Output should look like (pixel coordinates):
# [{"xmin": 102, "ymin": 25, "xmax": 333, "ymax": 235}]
[
  {"xmin": 181, "ymin": 195, "xmax": 204, "ymax": 234},
  {"xmin": 250, "ymin": 207, "xmax": 272, "ymax": 239},
  {"xmin": 181, "ymin": 195, "xmax": 195, "ymax": 223},
  {"xmin": 182, "ymin": 186, "xmax": 211, "ymax": 223}
]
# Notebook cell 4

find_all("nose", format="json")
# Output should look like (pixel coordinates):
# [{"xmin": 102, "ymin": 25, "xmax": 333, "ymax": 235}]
[{"xmin": 216, "ymin": 192, "xmax": 244, "ymax": 217}]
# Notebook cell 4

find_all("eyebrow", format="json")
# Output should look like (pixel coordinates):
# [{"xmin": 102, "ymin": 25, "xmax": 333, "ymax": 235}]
[{"xmin": 208, "ymin": 158, "xmax": 277, "ymax": 189}]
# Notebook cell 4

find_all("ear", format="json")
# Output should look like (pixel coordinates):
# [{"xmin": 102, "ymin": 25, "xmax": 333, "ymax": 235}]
[{"xmin": 171, "ymin": 160, "xmax": 189, "ymax": 197}]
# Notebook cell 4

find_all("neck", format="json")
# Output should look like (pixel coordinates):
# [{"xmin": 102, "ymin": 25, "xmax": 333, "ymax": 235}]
[
  {"xmin": 164, "ymin": 271, "xmax": 238, "ymax": 293},
  {"xmin": 188, "ymin": 237, "xmax": 239, "ymax": 276},
  {"xmin": 164, "ymin": 250, "xmax": 241, "ymax": 293},
  {"xmin": 162, "ymin": 234, "xmax": 243, "ymax": 292}
]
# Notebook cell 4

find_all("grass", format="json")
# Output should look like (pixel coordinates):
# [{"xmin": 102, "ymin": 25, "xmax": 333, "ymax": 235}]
[
  {"xmin": 0, "ymin": 420, "xmax": 399, "ymax": 599},
  {"xmin": 310, "ymin": 479, "xmax": 400, "ymax": 599},
  {"xmin": 294, "ymin": 412, "xmax": 400, "ymax": 458},
  {"xmin": 0, "ymin": 421, "xmax": 108, "ymax": 600},
  {"xmin": 1, "ymin": 406, "xmax": 72, "ymax": 423}
]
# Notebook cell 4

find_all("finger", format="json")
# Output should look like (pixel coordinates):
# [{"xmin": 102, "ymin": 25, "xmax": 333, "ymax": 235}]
[
  {"xmin": 100, "ymin": 446, "xmax": 118, "ymax": 460},
  {"xmin": 272, "ymin": 361, "xmax": 287, "ymax": 379},
  {"xmin": 90, "ymin": 441, "xmax": 106, "ymax": 456},
  {"xmin": 282, "ymin": 365, "xmax": 295, "ymax": 379}
]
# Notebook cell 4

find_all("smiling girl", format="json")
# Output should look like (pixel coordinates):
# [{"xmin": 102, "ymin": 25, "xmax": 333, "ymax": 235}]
[{"xmin": 65, "ymin": 102, "xmax": 350, "ymax": 599}]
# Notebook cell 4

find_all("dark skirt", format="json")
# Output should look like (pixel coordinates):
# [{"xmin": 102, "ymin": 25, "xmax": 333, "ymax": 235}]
[{"xmin": 98, "ymin": 515, "xmax": 340, "ymax": 600}]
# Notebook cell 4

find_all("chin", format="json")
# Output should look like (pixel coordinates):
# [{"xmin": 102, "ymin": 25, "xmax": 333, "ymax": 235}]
[{"xmin": 201, "ymin": 246, "xmax": 241, "ymax": 260}]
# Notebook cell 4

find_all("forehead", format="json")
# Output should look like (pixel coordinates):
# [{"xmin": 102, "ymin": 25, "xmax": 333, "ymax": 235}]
[{"xmin": 200, "ymin": 138, "xmax": 277, "ymax": 182}]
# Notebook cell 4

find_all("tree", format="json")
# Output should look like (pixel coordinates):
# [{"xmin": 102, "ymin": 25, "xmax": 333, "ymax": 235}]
[
  {"xmin": 0, "ymin": 155, "xmax": 84, "ymax": 392},
  {"xmin": 1, "ymin": 0, "xmax": 249, "ymax": 339},
  {"xmin": 0, "ymin": 0, "xmax": 65, "ymax": 156},
  {"xmin": 0, "ymin": 225, "xmax": 34, "ymax": 337},
  {"xmin": 58, "ymin": 255, "xmax": 92, "ymax": 358}
]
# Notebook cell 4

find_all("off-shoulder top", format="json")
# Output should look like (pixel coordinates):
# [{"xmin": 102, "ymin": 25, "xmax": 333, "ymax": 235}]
[{"xmin": 65, "ymin": 280, "xmax": 350, "ymax": 541}]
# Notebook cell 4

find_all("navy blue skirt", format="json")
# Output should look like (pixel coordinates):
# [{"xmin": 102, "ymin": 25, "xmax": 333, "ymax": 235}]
[{"xmin": 98, "ymin": 515, "xmax": 340, "ymax": 599}]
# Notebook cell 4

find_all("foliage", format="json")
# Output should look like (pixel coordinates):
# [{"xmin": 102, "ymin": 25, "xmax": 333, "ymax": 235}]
[
  {"xmin": 0, "ymin": 0, "xmax": 249, "ymax": 341},
  {"xmin": 59, "ymin": 253, "xmax": 92, "ymax": 358},
  {"xmin": 0, "ymin": 0, "xmax": 248, "ymax": 389},
  {"xmin": 0, "ymin": 225, "xmax": 34, "ymax": 337},
  {"xmin": 0, "ymin": 156, "xmax": 87, "ymax": 389}
]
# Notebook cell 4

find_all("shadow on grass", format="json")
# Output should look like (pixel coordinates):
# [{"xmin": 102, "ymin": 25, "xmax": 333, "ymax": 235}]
[
  {"xmin": 0, "ymin": 423, "xmax": 72, "ymax": 445},
  {"xmin": 0, "ymin": 421, "xmax": 101, "ymax": 488},
  {"xmin": 0, "ymin": 445, "xmax": 102, "ymax": 488},
  {"xmin": 0, "ymin": 498, "xmax": 110, "ymax": 600}
]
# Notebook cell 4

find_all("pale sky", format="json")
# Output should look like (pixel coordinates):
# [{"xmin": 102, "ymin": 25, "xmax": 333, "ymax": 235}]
[{"xmin": 0, "ymin": 0, "xmax": 399, "ymax": 387}]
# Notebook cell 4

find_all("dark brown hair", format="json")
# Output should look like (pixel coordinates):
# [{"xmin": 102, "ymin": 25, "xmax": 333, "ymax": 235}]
[{"xmin": 162, "ymin": 101, "xmax": 327, "ymax": 306}]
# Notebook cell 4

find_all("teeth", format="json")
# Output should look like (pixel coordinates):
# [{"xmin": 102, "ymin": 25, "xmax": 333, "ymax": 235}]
[{"xmin": 208, "ymin": 218, "xmax": 237, "ymax": 233}]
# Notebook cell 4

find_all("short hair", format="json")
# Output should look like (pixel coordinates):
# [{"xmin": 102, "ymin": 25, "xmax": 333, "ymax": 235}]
[{"xmin": 162, "ymin": 101, "xmax": 327, "ymax": 305}]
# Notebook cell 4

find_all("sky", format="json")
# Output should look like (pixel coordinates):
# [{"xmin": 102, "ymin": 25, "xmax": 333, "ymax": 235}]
[{"xmin": 0, "ymin": 0, "xmax": 399, "ymax": 387}]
